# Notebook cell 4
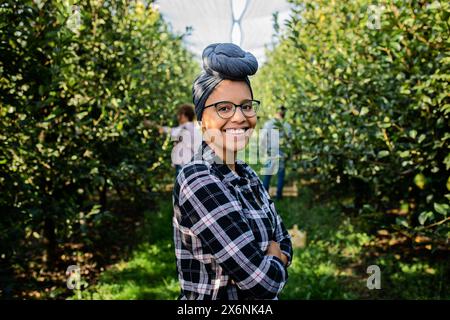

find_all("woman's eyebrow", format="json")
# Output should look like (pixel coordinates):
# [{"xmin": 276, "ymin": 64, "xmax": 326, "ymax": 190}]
[{"xmin": 213, "ymin": 99, "xmax": 252, "ymax": 104}]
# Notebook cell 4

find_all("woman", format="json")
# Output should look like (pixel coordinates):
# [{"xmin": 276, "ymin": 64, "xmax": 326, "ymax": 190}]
[{"xmin": 172, "ymin": 43, "xmax": 293, "ymax": 300}]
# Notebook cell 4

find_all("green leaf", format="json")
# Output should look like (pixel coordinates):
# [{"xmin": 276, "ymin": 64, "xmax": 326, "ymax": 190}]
[
  {"xmin": 359, "ymin": 107, "xmax": 369, "ymax": 116},
  {"xmin": 418, "ymin": 211, "xmax": 434, "ymax": 225},
  {"xmin": 414, "ymin": 173, "xmax": 426, "ymax": 190},
  {"xmin": 434, "ymin": 203, "xmax": 449, "ymax": 216},
  {"xmin": 399, "ymin": 150, "xmax": 410, "ymax": 158},
  {"xmin": 377, "ymin": 150, "xmax": 390, "ymax": 158},
  {"xmin": 76, "ymin": 111, "xmax": 89, "ymax": 120},
  {"xmin": 418, "ymin": 134, "xmax": 426, "ymax": 144},
  {"xmin": 444, "ymin": 154, "xmax": 450, "ymax": 171},
  {"xmin": 395, "ymin": 217, "xmax": 409, "ymax": 228}
]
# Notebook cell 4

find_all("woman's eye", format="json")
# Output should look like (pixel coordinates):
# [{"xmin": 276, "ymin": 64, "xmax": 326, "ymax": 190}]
[{"xmin": 218, "ymin": 105, "xmax": 233, "ymax": 112}]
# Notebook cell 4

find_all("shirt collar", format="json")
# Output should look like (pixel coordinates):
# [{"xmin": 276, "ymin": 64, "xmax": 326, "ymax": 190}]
[{"xmin": 194, "ymin": 141, "xmax": 259, "ymax": 188}]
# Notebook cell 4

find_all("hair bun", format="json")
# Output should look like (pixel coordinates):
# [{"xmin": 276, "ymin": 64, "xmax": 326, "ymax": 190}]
[{"xmin": 202, "ymin": 43, "xmax": 258, "ymax": 80}]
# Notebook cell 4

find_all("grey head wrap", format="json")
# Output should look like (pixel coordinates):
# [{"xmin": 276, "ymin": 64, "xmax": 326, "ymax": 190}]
[{"xmin": 192, "ymin": 43, "xmax": 258, "ymax": 121}]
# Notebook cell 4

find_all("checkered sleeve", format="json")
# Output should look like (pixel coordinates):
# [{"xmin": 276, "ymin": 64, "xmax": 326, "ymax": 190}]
[
  {"xmin": 175, "ymin": 163, "xmax": 287, "ymax": 299},
  {"xmin": 271, "ymin": 200, "xmax": 293, "ymax": 267}
]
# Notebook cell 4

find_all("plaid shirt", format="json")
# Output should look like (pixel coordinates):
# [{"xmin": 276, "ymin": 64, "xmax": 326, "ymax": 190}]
[{"xmin": 172, "ymin": 141, "xmax": 293, "ymax": 300}]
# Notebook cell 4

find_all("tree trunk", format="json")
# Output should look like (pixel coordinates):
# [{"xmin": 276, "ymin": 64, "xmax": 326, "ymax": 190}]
[
  {"xmin": 43, "ymin": 217, "xmax": 57, "ymax": 268},
  {"xmin": 100, "ymin": 179, "xmax": 107, "ymax": 209}
]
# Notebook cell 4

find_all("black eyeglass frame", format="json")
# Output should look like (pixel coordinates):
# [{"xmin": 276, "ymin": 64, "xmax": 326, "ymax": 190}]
[{"xmin": 203, "ymin": 100, "xmax": 260, "ymax": 119}]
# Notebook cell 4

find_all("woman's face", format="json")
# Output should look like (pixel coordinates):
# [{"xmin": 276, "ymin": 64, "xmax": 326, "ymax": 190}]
[{"xmin": 202, "ymin": 80, "xmax": 257, "ymax": 155}]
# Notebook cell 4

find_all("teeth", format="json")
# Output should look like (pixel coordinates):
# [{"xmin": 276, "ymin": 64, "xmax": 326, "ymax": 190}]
[{"xmin": 225, "ymin": 128, "xmax": 246, "ymax": 134}]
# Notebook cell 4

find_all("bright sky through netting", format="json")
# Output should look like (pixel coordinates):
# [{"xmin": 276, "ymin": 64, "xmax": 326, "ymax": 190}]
[{"xmin": 154, "ymin": 0, "xmax": 292, "ymax": 65}]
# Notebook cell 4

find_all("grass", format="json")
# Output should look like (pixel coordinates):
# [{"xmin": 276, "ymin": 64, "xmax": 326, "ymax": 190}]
[
  {"xmin": 276, "ymin": 189, "xmax": 449, "ymax": 299},
  {"xmin": 72, "ymin": 242, "xmax": 179, "ymax": 300},
  {"xmin": 71, "ymin": 187, "xmax": 449, "ymax": 300},
  {"xmin": 70, "ymin": 192, "xmax": 179, "ymax": 300},
  {"xmin": 276, "ymin": 189, "xmax": 369, "ymax": 299}
]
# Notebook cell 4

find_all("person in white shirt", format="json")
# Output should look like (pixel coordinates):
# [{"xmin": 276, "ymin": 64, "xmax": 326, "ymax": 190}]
[
  {"xmin": 260, "ymin": 105, "xmax": 292, "ymax": 200},
  {"xmin": 158, "ymin": 104, "xmax": 201, "ymax": 179}
]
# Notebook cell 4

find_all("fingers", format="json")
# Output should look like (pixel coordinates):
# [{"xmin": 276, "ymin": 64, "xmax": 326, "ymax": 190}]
[{"xmin": 266, "ymin": 241, "xmax": 282, "ymax": 260}]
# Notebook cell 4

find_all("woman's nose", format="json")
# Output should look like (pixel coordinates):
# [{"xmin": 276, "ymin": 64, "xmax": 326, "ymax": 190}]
[{"xmin": 231, "ymin": 107, "xmax": 247, "ymax": 123}]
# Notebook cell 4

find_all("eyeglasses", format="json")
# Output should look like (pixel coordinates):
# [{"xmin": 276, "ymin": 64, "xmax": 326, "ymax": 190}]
[{"xmin": 204, "ymin": 100, "xmax": 260, "ymax": 119}]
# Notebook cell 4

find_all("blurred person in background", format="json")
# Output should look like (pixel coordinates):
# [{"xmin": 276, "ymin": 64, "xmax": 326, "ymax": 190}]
[
  {"xmin": 157, "ymin": 104, "xmax": 200, "ymax": 179},
  {"xmin": 260, "ymin": 105, "xmax": 292, "ymax": 200}
]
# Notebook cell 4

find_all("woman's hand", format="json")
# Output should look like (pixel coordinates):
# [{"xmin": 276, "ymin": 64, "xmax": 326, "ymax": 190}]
[{"xmin": 266, "ymin": 241, "xmax": 288, "ymax": 267}]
